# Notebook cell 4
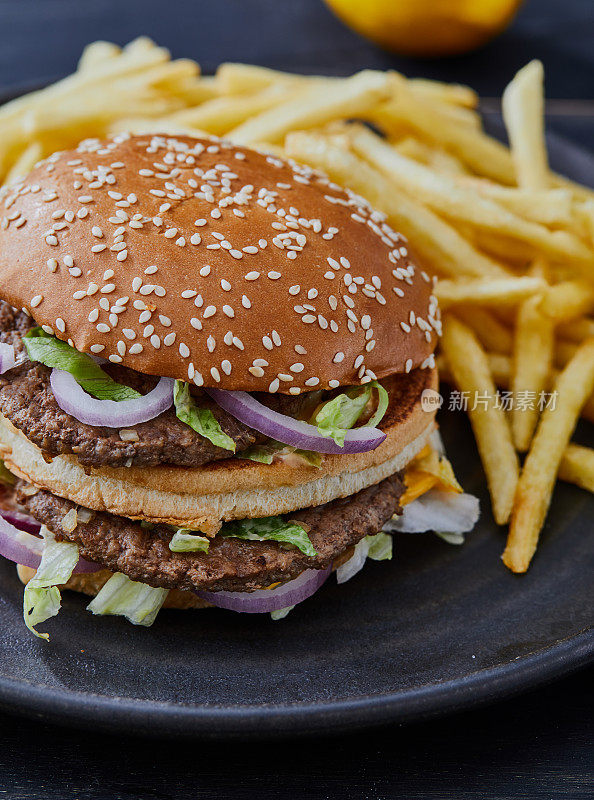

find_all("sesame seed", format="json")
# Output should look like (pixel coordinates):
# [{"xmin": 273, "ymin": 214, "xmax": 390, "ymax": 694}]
[
  {"xmin": 129, "ymin": 343, "xmax": 143, "ymax": 355},
  {"xmin": 96, "ymin": 323, "xmax": 110, "ymax": 333},
  {"xmin": 221, "ymin": 279, "xmax": 231, "ymax": 291},
  {"xmin": 333, "ymin": 352, "xmax": 345, "ymax": 363},
  {"xmin": 268, "ymin": 271, "xmax": 281, "ymax": 280},
  {"xmin": 405, "ymin": 359, "xmax": 413, "ymax": 373},
  {"xmin": 139, "ymin": 310, "xmax": 151, "ymax": 324},
  {"xmin": 199, "ymin": 265, "xmax": 211, "ymax": 277},
  {"xmin": 190, "ymin": 317, "xmax": 202, "ymax": 330},
  {"xmin": 88, "ymin": 309, "xmax": 99, "ymax": 323},
  {"xmin": 245, "ymin": 271, "xmax": 259, "ymax": 281},
  {"xmin": 179, "ymin": 343, "xmax": 190, "ymax": 358},
  {"xmin": 30, "ymin": 295, "xmax": 43, "ymax": 308},
  {"xmin": 90, "ymin": 344, "xmax": 105, "ymax": 353},
  {"xmin": 210, "ymin": 367, "xmax": 221, "ymax": 382}
]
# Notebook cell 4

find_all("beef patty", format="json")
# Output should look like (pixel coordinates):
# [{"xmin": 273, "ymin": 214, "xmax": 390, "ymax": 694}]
[
  {"xmin": 16, "ymin": 475, "xmax": 404, "ymax": 592},
  {"xmin": 0, "ymin": 301, "xmax": 308, "ymax": 468},
  {"xmin": 0, "ymin": 301, "xmax": 429, "ymax": 470}
]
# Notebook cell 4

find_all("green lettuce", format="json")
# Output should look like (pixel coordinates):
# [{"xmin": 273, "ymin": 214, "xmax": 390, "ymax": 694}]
[
  {"xmin": 23, "ymin": 530, "xmax": 80, "ymax": 640},
  {"xmin": 173, "ymin": 380, "xmax": 235, "ymax": 452},
  {"xmin": 270, "ymin": 605, "xmax": 295, "ymax": 621},
  {"xmin": 313, "ymin": 381, "xmax": 388, "ymax": 447},
  {"xmin": 87, "ymin": 573, "xmax": 168, "ymax": 626},
  {"xmin": 23, "ymin": 328, "xmax": 140, "ymax": 401},
  {"xmin": 241, "ymin": 440, "xmax": 322, "ymax": 468},
  {"xmin": 220, "ymin": 516, "xmax": 317, "ymax": 557},
  {"xmin": 169, "ymin": 530, "xmax": 210, "ymax": 553},
  {"xmin": 366, "ymin": 531, "xmax": 393, "ymax": 561}
]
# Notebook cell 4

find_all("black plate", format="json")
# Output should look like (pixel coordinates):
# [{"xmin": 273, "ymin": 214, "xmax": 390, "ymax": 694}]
[{"xmin": 0, "ymin": 126, "xmax": 593, "ymax": 739}]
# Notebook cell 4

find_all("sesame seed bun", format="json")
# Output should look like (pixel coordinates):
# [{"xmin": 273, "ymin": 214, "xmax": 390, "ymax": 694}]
[{"xmin": 0, "ymin": 133, "xmax": 439, "ymax": 393}]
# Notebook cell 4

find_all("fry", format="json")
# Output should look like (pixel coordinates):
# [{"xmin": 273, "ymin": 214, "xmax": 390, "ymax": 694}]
[
  {"xmin": 539, "ymin": 280, "xmax": 594, "ymax": 322},
  {"xmin": 510, "ymin": 296, "xmax": 555, "ymax": 451},
  {"xmin": 228, "ymin": 71, "xmax": 392, "ymax": 144},
  {"xmin": 77, "ymin": 40, "xmax": 122, "ymax": 72},
  {"xmin": 369, "ymin": 87, "xmax": 516, "ymax": 184},
  {"xmin": 454, "ymin": 179, "xmax": 573, "ymax": 227},
  {"xmin": 558, "ymin": 444, "xmax": 594, "ymax": 493},
  {"xmin": 284, "ymin": 131, "xmax": 510, "ymax": 279},
  {"xmin": 557, "ymin": 317, "xmax": 594, "ymax": 343},
  {"xmin": 441, "ymin": 317, "xmax": 519, "ymax": 525},
  {"xmin": 502, "ymin": 61, "xmax": 549, "ymax": 191},
  {"xmin": 216, "ymin": 62, "xmax": 301, "ymax": 94},
  {"xmin": 349, "ymin": 125, "xmax": 593, "ymax": 265},
  {"xmin": 436, "ymin": 276, "xmax": 545, "ymax": 309},
  {"xmin": 453, "ymin": 307, "xmax": 513, "ymax": 354},
  {"xmin": 503, "ymin": 338, "xmax": 594, "ymax": 572}
]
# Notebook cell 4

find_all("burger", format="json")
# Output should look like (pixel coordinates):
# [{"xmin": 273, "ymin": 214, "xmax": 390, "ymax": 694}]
[{"xmin": 0, "ymin": 133, "xmax": 475, "ymax": 639}]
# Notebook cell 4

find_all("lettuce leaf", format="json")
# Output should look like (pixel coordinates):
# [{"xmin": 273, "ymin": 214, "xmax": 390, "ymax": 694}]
[
  {"xmin": 313, "ymin": 381, "xmax": 388, "ymax": 447},
  {"xmin": 173, "ymin": 380, "xmax": 235, "ymax": 452},
  {"xmin": 241, "ymin": 440, "xmax": 322, "ymax": 468},
  {"xmin": 87, "ymin": 573, "xmax": 168, "ymax": 626},
  {"xmin": 220, "ymin": 516, "xmax": 317, "ymax": 556},
  {"xmin": 23, "ymin": 328, "xmax": 140, "ymax": 401},
  {"xmin": 270, "ymin": 605, "xmax": 295, "ymax": 620},
  {"xmin": 23, "ymin": 529, "xmax": 80, "ymax": 640},
  {"xmin": 169, "ymin": 530, "xmax": 210, "ymax": 553},
  {"xmin": 366, "ymin": 531, "xmax": 393, "ymax": 561}
]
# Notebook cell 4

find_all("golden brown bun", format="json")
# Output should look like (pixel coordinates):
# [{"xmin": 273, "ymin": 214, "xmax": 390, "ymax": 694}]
[
  {"xmin": 0, "ymin": 368, "xmax": 436, "ymax": 530},
  {"xmin": 0, "ymin": 133, "xmax": 439, "ymax": 392}
]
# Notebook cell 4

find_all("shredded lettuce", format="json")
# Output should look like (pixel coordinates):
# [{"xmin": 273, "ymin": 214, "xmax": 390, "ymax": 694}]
[
  {"xmin": 23, "ymin": 528, "xmax": 79, "ymax": 640},
  {"xmin": 241, "ymin": 440, "xmax": 322, "ymax": 468},
  {"xmin": 434, "ymin": 530, "xmax": 465, "ymax": 546},
  {"xmin": 173, "ymin": 380, "xmax": 235, "ymax": 452},
  {"xmin": 169, "ymin": 530, "xmax": 210, "ymax": 553},
  {"xmin": 220, "ymin": 516, "xmax": 317, "ymax": 557},
  {"xmin": 313, "ymin": 381, "xmax": 388, "ymax": 447},
  {"xmin": 336, "ymin": 532, "xmax": 393, "ymax": 584},
  {"xmin": 270, "ymin": 605, "xmax": 295, "ymax": 621},
  {"xmin": 366, "ymin": 531, "xmax": 393, "ymax": 561},
  {"xmin": 23, "ymin": 328, "xmax": 140, "ymax": 401},
  {"xmin": 87, "ymin": 573, "xmax": 168, "ymax": 626},
  {"xmin": 0, "ymin": 458, "xmax": 15, "ymax": 485}
]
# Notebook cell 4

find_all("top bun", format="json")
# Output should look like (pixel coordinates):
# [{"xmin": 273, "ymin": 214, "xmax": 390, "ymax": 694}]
[{"xmin": 0, "ymin": 133, "xmax": 439, "ymax": 393}]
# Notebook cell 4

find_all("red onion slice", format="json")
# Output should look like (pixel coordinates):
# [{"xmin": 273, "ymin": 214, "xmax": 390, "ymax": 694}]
[
  {"xmin": 0, "ymin": 343, "xmax": 17, "ymax": 374},
  {"xmin": 0, "ymin": 514, "xmax": 99, "ymax": 573},
  {"xmin": 50, "ymin": 369, "xmax": 175, "ymax": 428},
  {"xmin": 196, "ymin": 566, "xmax": 331, "ymax": 613},
  {"xmin": 0, "ymin": 508, "xmax": 42, "ymax": 535},
  {"xmin": 205, "ymin": 389, "xmax": 386, "ymax": 454}
]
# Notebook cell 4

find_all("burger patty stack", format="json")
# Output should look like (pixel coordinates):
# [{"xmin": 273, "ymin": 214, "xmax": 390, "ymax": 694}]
[{"xmin": 0, "ymin": 133, "xmax": 444, "ymax": 636}]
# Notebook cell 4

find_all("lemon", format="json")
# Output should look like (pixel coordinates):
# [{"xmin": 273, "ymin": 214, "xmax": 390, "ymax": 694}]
[{"xmin": 324, "ymin": 0, "xmax": 524, "ymax": 57}]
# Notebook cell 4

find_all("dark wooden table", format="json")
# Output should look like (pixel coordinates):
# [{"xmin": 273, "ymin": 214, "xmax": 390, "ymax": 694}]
[{"xmin": 0, "ymin": 1, "xmax": 592, "ymax": 797}]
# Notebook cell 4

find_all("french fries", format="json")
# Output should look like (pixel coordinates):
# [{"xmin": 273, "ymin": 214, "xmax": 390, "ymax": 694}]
[
  {"xmin": 502, "ymin": 61, "xmax": 549, "ymax": 191},
  {"xmin": 558, "ymin": 444, "xmax": 594, "ymax": 493},
  {"xmin": 504, "ymin": 339, "xmax": 594, "ymax": 572},
  {"xmin": 510, "ymin": 296, "xmax": 555, "ymax": 451},
  {"xmin": 228, "ymin": 70, "xmax": 392, "ymax": 145},
  {"xmin": 441, "ymin": 317, "xmax": 519, "ymax": 525},
  {"xmin": 0, "ymin": 38, "xmax": 593, "ymax": 574},
  {"xmin": 435, "ymin": 276, "xmax": 545, "ymax": 309}
]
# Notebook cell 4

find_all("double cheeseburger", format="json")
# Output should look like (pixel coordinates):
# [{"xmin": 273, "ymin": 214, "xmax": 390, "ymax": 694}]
[{"xmin": 0, "ymin": 133, "xmax": 443, "ymax": 636}]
